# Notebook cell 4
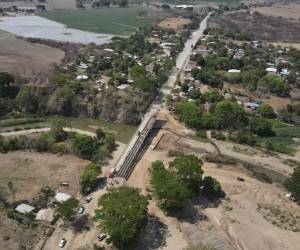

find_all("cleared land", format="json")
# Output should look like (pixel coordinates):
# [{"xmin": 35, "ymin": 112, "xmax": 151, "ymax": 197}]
[
  {"xmin": 158, "ymin": 17, "xmax": 191, "ymax": 30},
  {"xmin": 128, "ymin": 109, "xmax": 300, "ymax": 250},
  {"xmin": 0, "ymin": 151, "xmax": 89, "ymax": 201},
  {"xmin": 0, "ymin": 31, "xmax": 64, "ymax": 83},
  {"xmin": 209, "ymin": 11, "xmax": 300, "ymax": 42},
  {"xmin": 253, "ymin": 3, "xmax": 300, "ymax": 19},
  {"xmin": 38, "ymin": 7, "xmax": 162, "ymax": 36}
]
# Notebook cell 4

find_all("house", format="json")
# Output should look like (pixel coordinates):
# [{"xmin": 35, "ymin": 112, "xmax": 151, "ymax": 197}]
[
  {"xmin": 15, "ymin": 204, "xmax": 35, "ymax": 214},
  {"xmin": 280, "ymin": 69, "xmax": 290, "ymax": 76},
  {"xmin": 55, "ymin": 193, "xmax": 71, "ymax": 203},
  {"xmin": 78, "ymin": 62, "xmax": 88, "ymax": 70},
  {"xmin": 228, "ymin": 69, "xmax": 241, "ymax": 73},
  {"xmin": 117, "ymin": 84, "xmax": 130, "ymax": 90},
  {"xmin": 76, "ymin": 75, "xmax": 88, "ymax": 81},
  {"xmin": 245, "ymin": 102, "xmax": 259, "ymax": 110},
  {"xmin": 266, "ymin": 67, "xmax": 277, "ymax": 74}
]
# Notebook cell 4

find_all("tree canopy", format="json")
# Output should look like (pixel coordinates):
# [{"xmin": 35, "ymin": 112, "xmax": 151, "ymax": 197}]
[
  {"xmin": 80, "ymin": 163, "xmax": 102, "ymax": 195},
  {"xmin": 169, "ymin": 155, "xmax": 203, "ymax": 194},
  {"xmin": 94, "ymin": 186, "xmax": 148, "ymax": 249}
]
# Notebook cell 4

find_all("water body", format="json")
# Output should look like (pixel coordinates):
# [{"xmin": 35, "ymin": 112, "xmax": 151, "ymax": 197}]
[{"xmin": 0, "ymin": 15, "xmax": 113, "ymax": 45}]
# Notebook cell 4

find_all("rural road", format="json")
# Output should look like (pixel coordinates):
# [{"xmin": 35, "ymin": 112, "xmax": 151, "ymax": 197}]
[
  {"xmin": 114, "ymin": 12, "xmax": 213, "ymax": 179},
  {"xmin": 0, "ymin": 127, "xmax": 96, "ymax": 137},
  {"xmin": 39, "ymin": 13, "xmax": 212, "ymax": 250}
]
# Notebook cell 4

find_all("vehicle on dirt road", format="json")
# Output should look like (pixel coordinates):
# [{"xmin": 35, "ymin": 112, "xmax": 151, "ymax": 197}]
[
  {"xmin": 78, "ymin": 206, "xmax": 85, "ymax": 214},
  {"xmin": 59, "ymin": 238, "xmax": 67, "ymax": 248},
  {"xmin": 97, "ymin": 234, "xmax": 107, "ymax": 241}
]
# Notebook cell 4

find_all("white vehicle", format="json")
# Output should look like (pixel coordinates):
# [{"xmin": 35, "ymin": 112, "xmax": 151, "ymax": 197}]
[
  {"xmin": 97, "ymin": 234, "xmax": 107, "ymax": 241},
  {"xmin": 285, "ymin": 193, "xmax": 295, "ymax": 201},
  {"xmin": 59, "ymin": 238, "xmax": 67, "ymax": 248},
  {"xmin": 78, "ymin": 207, "xmax": 85, "ymax": 214}
]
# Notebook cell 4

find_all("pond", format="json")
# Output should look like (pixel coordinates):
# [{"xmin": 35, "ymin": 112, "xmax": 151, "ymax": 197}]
[{"xmin": 0, "ymin": 15, "xmax": 113, "ymax": 45}]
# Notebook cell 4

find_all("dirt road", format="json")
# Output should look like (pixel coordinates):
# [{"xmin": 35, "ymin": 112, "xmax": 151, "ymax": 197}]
[{"xmin": 39, "ymin": 142, "xmax": 126, "ymax": 250}]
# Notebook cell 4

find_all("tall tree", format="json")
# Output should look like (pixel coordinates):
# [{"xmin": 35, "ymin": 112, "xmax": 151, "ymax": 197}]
[
  {"xmin": 94, "ymin": 186, "xmax": 148, "ymax": 249},
  {"xmin": 169, "ymin": 155, "xmax": 203, "ymax": 194}
]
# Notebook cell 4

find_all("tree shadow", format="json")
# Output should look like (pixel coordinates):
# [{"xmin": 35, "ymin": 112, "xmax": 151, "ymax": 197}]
[
  {"xmin": 134, "ymin": 215, "xmax": 168, "ymax": 250},
  {"xmin": 169, "ymin": 194, "xmax": 225, "ymax": 224},
  {"xmin": 71, "ymin": 214, "xmax": 93, "ymax": 233}
]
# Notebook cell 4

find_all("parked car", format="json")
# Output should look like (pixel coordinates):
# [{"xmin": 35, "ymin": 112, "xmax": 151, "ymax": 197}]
[
  {"xmin": 78, "ymin": 207, "xmax": 85, "ymax": 214},
  {"xmin": 85, "ymin": 196, "xmax": 92, "ymax": 203},
  {"xmin": 237, "ymin": 177, "xmax": 245, "ymax": 182},
  {"xmin": 97, "ymin": 234, "xmax": 107, "ymax": 241},
  {"xmin": 285, "ymin": 193, "xmax": 295, "ymax": 201},
  {"xmin": 59, "ymin": 238, "xmax": 67, "ymax": 248}
]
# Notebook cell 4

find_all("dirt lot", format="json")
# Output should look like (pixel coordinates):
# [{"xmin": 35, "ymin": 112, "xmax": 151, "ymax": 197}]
[
  {"xmin": 0, "ymin": 151, "xmax": 89, "ymax": 201},
  {"xmin": 0, "ymin": 31, "xmax": 64, "ymax": 83},
  {"xmin": 129, "ymin": 130, "xmax": 300, "ymax": 250},
  {"xmin": 127, "ymin": 108, "xmax": 300, "ymax": 250},
  {"xmin": 209, "ymin": 10, "xmax": 300, "ymax": 42},
  {"xmin": 223, "ymin": 82, "xmax": 300, "ymax": 112},
  {"xmin": 158, "ymin": 17, "xmax": 191, "ymax": 30},
  {"xmin": 253, "ymin": 3, "xmax": 300, "ymax": 19}
]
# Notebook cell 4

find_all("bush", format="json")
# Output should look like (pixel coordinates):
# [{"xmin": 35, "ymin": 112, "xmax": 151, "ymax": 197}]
[
  {"xmin": 202, "ymin": 176, "xmax": 224, "ymax": 198},
  {"xmin": 284, "ymin": 166, "xmax": 300, "ymax": 202},
  {"xmin": 196, "ymin": 130, "xmax": 207, "ymax": 139},
  {"xmin": 250, "ymin": 117, "xmax": 274, "ymax": 137},
  {"xmin": 257, "ymin": 104, "xmax": 275, "ymax": 118}
]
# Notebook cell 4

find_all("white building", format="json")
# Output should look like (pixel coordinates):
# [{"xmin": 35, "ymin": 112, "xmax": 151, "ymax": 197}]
[{"xmin": 15, "ymin": 204, "xmax": 35, "ymax": 214}]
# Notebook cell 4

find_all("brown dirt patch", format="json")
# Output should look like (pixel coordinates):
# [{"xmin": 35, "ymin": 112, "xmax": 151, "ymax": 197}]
[
  {"xmin": 158, "ymin": 17, "xmax": 191, "ymax": 30},
  {"xmin": 0, "ymin": 151, "xmax": 89, "ymax": 201},
  {"xmin": 0, "ymin": 31, "xmax": 64, "ymax": 83},
  {"xmin": 253, "ymin": 4, "xmax": 300, "ymax": 19},
  {"xmin": 209, "ymin": 10, "xmax": 300, "ymax": 43}
]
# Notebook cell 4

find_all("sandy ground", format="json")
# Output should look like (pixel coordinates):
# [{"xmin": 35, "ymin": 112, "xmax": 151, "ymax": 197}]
[
  {"xmin": 0, "ymin": 31, "xmax": 64, "ymax": 83},
  {"xmin": 0, "ymin": 151, "xmax": 89, "ymax": 201},
  {"xmin": 158, "ymin": 18, "xmax": 191, "ymax": 30},
  {"xmin": 253, "ymin": 4, "xmax": 300, "ymax": 19},
  {"xmin": 127, "ymin": 109, "xmax": 300, "ymax": 250}
]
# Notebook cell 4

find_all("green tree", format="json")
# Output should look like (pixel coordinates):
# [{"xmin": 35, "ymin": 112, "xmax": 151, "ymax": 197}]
[
  {"xmin": 150, "ymin": 161, "xmax": 192, "ymax": 211},
  {"xmin": 284, "ymin": 166, "xmax": 300, "ymax": 202},
  {"xmin": 250, "ymin": 117, "xmax": 274, "ymax": 137},
  {"xmin": 95, "ymin": 128, "xmax": 106, "ymax": 144},
  {"xmin": 80, "ymin": 163, "xmax": 102, "ymax": 195},
  {"xmin": 72, "ymin": 134, "xmax": 98, "ymax": 160},
  {"xmin": 0, "ymin": 72, "xmax": 15, "ymax": 98},
  {"xmin": 257, "ymin": 104, "xmax": 275, "ymax": 118},
  {"xmin": 55, "ymin": 198, "xmax": 79, "ymax": 222},
  {"xmin": 169, "ymin": 155, "xmax": 203, "ymax": 194},
  {"xmin": 260, "ymin": 74, "xmax": 289, "ymax": 97},
  {"xmin": 175, "ymin": 101, "xmax": 202, "ymax": 129},
  {"xmin": 202, "ymin": 176, "xmax": 223, "ymax": 198},
  {"xmin": 33, "ymin": 133, "xmax": 55, "ymax": 152},
  {"xmin": 94, "ymin": 187, "xmax": 148, "ymax": 249},
  {"xmin": 214, "ymin": 100, "xmax": 248, "ymax": 129},
  {"xmin": 51, "ymin": 119, "xmax": 69, "ymax": 142}
]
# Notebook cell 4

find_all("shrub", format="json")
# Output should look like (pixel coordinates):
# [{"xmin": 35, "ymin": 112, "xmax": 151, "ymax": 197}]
[{"xmin": 196, "ymin": 130, "xmax": 207, "ymax": 139}]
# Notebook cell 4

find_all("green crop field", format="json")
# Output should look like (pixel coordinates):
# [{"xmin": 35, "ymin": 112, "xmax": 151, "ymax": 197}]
[{"xmin": 38, "ymin": 7, "xmax": 161, "ymax": 36}]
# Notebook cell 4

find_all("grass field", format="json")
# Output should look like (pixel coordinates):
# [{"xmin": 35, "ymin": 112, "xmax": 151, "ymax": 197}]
[{"xmin": 38, "ymin": 7, "xmax": 161, "ymax": 36}]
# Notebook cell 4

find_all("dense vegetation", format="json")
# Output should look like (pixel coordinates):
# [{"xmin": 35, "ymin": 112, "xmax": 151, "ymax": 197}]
[
  {"xmin": 285, "ymin": 166, "xmax": 300, "ymax": 202},
  {"xmin": 0, "ymin": 120, "xmax": 115, "ymax": 161},
  {"xmin": 150, "ymin": 155, "xmax": 223, "ymax": 212},
  {"xmin": 94, "ymin": 186, "xmax": 148, "ymax": 249}
]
